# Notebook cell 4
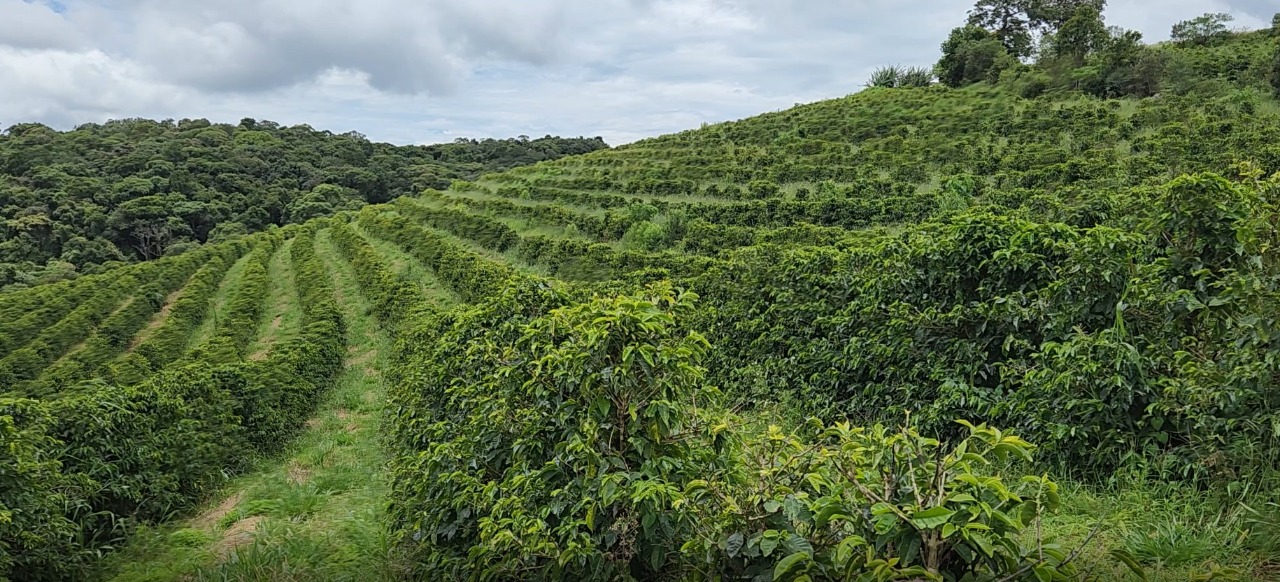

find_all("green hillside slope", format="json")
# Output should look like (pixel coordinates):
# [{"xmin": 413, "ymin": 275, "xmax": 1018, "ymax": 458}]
[
  {"xmin": 3, "ymin": 6, "xmax": 1280, "ymax": 582},
  {"xmin": 0, "ymin": 121, "xmax": 606, "ymax": 289}
]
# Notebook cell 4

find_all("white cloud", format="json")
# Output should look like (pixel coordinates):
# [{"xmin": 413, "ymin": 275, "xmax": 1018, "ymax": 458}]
[
  {"xmin": 0, "ymin": 0, "xmax": 85, "ymax": 50},
  {"xmin": 0, "ymin": 46, "xmax": 181, "ymax": 126},
  {"xmin": 0, "ymin": 0, "xmax": 1267, "ymax": 145}
]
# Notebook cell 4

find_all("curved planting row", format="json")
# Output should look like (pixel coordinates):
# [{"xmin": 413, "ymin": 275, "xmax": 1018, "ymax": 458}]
[
  {"xmin": 184, "ymin": 233, "xmax": 282, "ymax": 364},
  {"xmin": 473, "ymin": 184, "xmax": 936, "ymax": 234},
  {"xmin": 0, "ymin": 268, "xmax": 146, "ymax": 389},
  {"xmin": 233, "ymin": 223, "xmax": 345, "ymax": 452},
  {"xmin": 418, "ymin": 191, "xmax": 636, "ymax": 242},
  {"xmin": 393, "ymin": 198, "xmax": 715, "ymax": 282},
  {"xmin": 329, "ymin": 219, "xmax": 429, "ymax": 325},
  {"xmin": 0, "ymin": 222, "xmax": 347, "ymax": 580},
  {"xmin": 422, "ymin": 190, "xmax": 853, "ymax": 256},
  {"xmin": 15, "ymin": 248, "xmax": 218, "ymax": 397},
  {"xmin": 397, "ymin": 197, "xmax": 522, "ymax": 252},
  {"xmin": 102, "ymin": 239, "xmax": 251, "ymax": 386},
  {"xmin": 0, "ymin": 272, "xmax": 117, "ymax": 361},
  {"xmin": 356, "ymin": 206, "xmax": 518, "ymax": 304}
]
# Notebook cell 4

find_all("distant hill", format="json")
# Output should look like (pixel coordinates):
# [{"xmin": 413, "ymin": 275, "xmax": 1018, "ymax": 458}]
[
  {"xmin": 5, "ymin": 7, "xmax": 1280, "ymax": 582},
  {"xmin": 0, "ymin": 119, "xmax": 606, "ymax": 288}
]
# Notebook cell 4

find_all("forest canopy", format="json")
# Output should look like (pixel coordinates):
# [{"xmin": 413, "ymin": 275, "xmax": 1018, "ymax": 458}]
[{"xmin": 0, "ymin": 119, "xmax": 606, "ymax": 289}]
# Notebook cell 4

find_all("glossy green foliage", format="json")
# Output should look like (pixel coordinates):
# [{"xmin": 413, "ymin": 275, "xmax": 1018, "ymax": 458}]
[
  {"xmin": 388, "ymin": 285, "xmax": 727, "ymax": 578},
  {"xmin": 385, "ymin": 282, "xmax": 1072, "ymax": 580},
  {"xmin": 685, "ymin": 420, "xmax": 1074, "ymax": 582}
]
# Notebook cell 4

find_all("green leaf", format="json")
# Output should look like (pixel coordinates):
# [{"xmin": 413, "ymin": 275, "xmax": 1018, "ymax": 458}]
[
  {"xmin": 760, "ymin": 536, "xmax": 780, "ymax": 557},
  {"xmin": 1109, "ymin": 549, "xmax": 1148, "ymax": 581},
  {"xmin": 814, "ymin": 504, "xmax": 852, "ymax": 529},
  {"xmin": 773, "ymin": 552, "xmax": 810, "ymax": 581},
  {"xmin": 724, "ymin": 532, "xmax": 744, "ymax": 557},
  {"xmin": 911, "ymin": 506, "xmax": 955, "ymax": 529},
  {"xmin": 782, "ymin": 534, "xmax": 814, "ymax": 557}
]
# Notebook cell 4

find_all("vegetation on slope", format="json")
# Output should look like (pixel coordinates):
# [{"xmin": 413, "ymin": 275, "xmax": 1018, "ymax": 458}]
[
  {"xmin": 4, "ymin": 2, "xmax": 1280, "ymax": 581},
  {"xmin": 0, "ymin": 120, "xmax": 606, "ymax": 289}
]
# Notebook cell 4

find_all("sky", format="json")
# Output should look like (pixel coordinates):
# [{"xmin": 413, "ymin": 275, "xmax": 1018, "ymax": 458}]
[{"xmin": 0, "ymin": 0, "xmax": 1273, "ymax": 146}]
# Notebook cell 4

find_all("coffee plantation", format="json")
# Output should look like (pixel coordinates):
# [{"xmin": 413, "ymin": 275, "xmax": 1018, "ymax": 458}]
[{"xmin": 3, "ymin": 4, "xmax": 1280, "ymax": 580}]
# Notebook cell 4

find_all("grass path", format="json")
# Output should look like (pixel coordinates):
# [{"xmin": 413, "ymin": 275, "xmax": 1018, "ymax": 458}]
[
  {"xmin": 247, "ymin": 238, "xmax": 301, "ymax": 361},
  {"xmin": 44, "ymin": 295, "xmax": 137, "ymax": 368},
  {"xmin": 351, "ymin": 222, "xmax": 460, "ymax": 309},
  {"xmin": 186, "ymin": 251, "xmax": 256, "ymax": 350},
  {"xmin": 126, "ymin": 283, "xmax": 190, "ymax": 352},
  {"xmin": 98, "ymin": 230, "xmax": 419, "ymax": 581}
]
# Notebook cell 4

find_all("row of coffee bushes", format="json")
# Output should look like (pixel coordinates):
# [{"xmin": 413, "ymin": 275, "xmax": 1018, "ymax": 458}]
[
  {"xmin": 0, "ymin": 266, "xmax": 151, "ymax": 390},
  {"xmin": 184, "ymin": 232, "xmax": 283, "ymax": 364},
  {"xmin": 102, "ymin": 240, "xmax": 250, "ymax": 385},
  {"xmin": 426, "ymin": 191, "xmax": 860, "ymax": 260},
  {"xmin": 350, "ymin": 198, "xmax": 1079, "ymax": 580},
  {"xmin": 438, "ymin": 185, "xmax": 932, "ymax": 242},
  {"xmin": 675, "ymin": 220, "xmax": 851, "ymax": 255},
  {"xmin": 234, "ymin": 223, "xmax": 345, "ymax": 452},
  {"xmin": 395, "ymin": 198, "xmax": 716, "ymax": 281},
  {"xmin": 0, "ymin": 224, "xmax": 347, "ymax": 580},
  {"xmin": 380, "ymin": 265, "xmax": 1074, "ymax": 580},
  {"xmin": 0, "ymin": 272, "xmax": 118, "ymax": 358},
  {"xmin": 420, "ymin": 191, "xmax": 621, "ymax": 244},
  {"xmin": 356, "ymin": 207, "xmax": 516, "ymax": 304},
  {"xmin": 493, "ymin": 184, "xmax": 631, "ymax": 209},
  {"xmin": 329, "ymin": 219, "xmax": 428, "ymax": 325},
  {"xmin": 395, "ymin": 199, "xmax": 522, "ymax": 252},
  {"xmin": 418, "ymin": 191, "xmax": 638, "ymax": 242},
  {"xmin": 14, "ymin": 247, "xmax": 219, "ymax": 397},
  {"xmin": 680, "ymin": 173, "xmax": 1280, "ymax": 483},
  {"xmin": 681, "ymin": 194, "xmax": 935, "ymax": 229}
]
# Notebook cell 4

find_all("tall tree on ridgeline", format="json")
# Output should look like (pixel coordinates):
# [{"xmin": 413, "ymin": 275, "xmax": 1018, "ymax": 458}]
[{"xmin": 967, "ymin": 0, "xmax": 1108, "ymax": 58}]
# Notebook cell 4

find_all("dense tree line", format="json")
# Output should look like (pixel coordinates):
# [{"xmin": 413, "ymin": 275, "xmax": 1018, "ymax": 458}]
[
  {"xmin": 6, "ymin": 4, "xmax": 1280, "ymax": 579},
  {"xmin": 0, "ymin": 118, "xmax": 606, "ymax": 288},
  {"xmin": 874, "ymin": 1, "xmax": 1280, "ymax": 102}
]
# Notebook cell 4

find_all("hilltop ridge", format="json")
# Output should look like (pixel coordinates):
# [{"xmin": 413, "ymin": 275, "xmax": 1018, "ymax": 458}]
[{"xmin": 4, "ymin": 5, "xmax": 1280, "ymax": 581}]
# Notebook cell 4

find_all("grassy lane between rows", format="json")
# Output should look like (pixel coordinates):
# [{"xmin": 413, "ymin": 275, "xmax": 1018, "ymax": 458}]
[
  {"xmin": 350, "ymin": 221, "xmax": 461, "ymax": 309},
  {"xmin": 97, "ymin": 229, "xmax": 410, "ymax": 582},
  {"xmin": 125, "ymin": 282, "xmax": 192, "ymax": 353},
  {"xmin": 185, "ymin": 250, "xmax": 256, "ymax": 350},
  {"xmin": 247, "ymin": 238, "xmax": 302, "ymax": 361}
]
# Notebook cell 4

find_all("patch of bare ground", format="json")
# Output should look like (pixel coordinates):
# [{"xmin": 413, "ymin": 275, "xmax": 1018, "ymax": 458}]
[
  {"xmin": 190, "ymin": 491, "xmax": 244, "ymax": 530},
  {"xmin": 287, "ymin": 460, "xmax": 312, "ymax": 485},
  {"xmin": 213, "ymin": 516, "xmax": 266, "ymax": 559}
]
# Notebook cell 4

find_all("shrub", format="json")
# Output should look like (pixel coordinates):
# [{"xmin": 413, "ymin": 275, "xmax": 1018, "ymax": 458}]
[
  {"xmin": 387, "ymin": 284, "xmax": 1080, "ymax": 580},
  {"xmin": 0, "ymin": 398, "xmax": 81, "ymax": 580}
]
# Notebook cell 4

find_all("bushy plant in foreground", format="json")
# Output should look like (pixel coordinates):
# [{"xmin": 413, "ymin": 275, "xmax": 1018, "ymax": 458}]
[{"xmin": 389, "ymin": 284, "xmax": 1079, "ymax": 580}]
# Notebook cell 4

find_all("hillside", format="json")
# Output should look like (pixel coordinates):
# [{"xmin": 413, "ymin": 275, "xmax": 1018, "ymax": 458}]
[
  {"xmin": 3, "ymin": 6, "xmax": 1280, "ymax": 582},
  {"xmin": 0, "ymin": 120, "xmax": 606, "ymax": 288}
]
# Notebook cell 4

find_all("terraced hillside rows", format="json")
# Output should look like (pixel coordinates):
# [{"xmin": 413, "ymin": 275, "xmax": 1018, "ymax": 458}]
[{"xmin": 5, "ymin": 27, "xmax": 1280, "ymax": 582}]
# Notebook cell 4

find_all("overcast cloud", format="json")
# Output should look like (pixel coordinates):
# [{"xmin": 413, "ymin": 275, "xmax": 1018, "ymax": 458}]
[{"xmin": 0, "ymin": 0, "xmax": 1271, "ymax": 145}]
